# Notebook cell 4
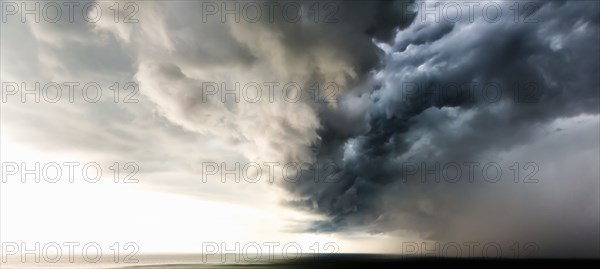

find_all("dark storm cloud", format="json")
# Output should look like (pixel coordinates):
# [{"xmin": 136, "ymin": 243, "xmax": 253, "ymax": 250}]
[
  {"xmin": 283, "ymin": 0, "xmax": 600, "ymax": 257},
  {"xmin": 56, "ymin": 0, "xmax": 599, "ymax": 257}
]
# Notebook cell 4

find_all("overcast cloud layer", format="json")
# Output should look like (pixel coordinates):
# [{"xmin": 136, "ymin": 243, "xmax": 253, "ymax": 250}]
[{"xmin": 1, "ymin": 0, "xmax": 599, "ymax": 258}]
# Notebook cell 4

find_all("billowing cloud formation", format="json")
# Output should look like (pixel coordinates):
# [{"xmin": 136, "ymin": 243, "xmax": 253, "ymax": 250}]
[
  {"xmin": 98, "ymin": 0, "xmax": 416, "ymax": 165},
  {"xmin": 90, "ymin": 0, "xmax": 599, "ymax": 257},
  {"xmin": 282, "ymin": 0, "xmax": 600, "ymax": 257}
]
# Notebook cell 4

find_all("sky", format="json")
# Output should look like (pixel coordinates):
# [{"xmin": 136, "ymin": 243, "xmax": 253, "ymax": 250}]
[{"xmin": 1, "ymin": 0, "xmax": 599, "ymax": 260}]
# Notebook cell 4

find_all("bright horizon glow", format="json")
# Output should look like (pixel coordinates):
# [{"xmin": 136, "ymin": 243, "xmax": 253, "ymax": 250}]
[{"xmin": 0, "ymin": 134, "xmax": 401, "ymax": 254}]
